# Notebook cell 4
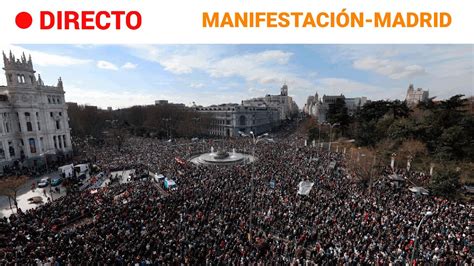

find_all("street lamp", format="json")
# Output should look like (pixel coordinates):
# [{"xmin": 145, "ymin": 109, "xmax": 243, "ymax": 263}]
[
  {"xmin": 162, "ymin": 118, "xmax": 171, "ymax": 139},
  {"xmin": 40, "ymin": 149, "xmax": 56, "ymax": 173},
  {"xmin": 411, "ymin": 211, "xmax": 433, "ymax": 264},
  {"xmin": 239, "ymin": 131, "xmax": 274, "ymax": 240},
  {"xmin": 192, "ymin": 117, "xmax": 201, "ymax": 137},
  {"xmin": 317, "ymin": 123, "xmax": 322, "ymax": 151},
  {"xmin": 391, "ymin": 153, "xmax": 397, "ymax": 170},
  {"xmin": 326, "ymin": 122, "xmax": 340, "ymax": 152}
]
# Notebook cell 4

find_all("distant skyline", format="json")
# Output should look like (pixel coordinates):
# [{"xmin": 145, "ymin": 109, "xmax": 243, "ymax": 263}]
[{"xmin": 1, "ymin": 44, "xmax": 472, "ymax": 109}]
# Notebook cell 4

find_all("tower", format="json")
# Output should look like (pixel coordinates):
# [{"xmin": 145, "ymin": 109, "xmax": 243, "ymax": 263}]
[
  {"xmin": 2, "ymin": 51, "xmax": 36, "ymax": 87},
  {"xmin": 280, "ymin": 84, "xmax": 288, "ymax": 96}
]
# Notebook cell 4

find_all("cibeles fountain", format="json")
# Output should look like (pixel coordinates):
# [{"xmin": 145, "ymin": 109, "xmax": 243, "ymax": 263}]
[{"xmin": 189, "ymin": 147, "xmax": 255, "ymax": 166}]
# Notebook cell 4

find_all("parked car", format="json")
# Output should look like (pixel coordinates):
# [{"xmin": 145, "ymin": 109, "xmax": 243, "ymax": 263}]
[
  {"xmin": 37, "ymin": 178, "xmax": 50, "ymax": 188},
  {"xmin": 51, "ymin": 177, "xmax": 63, "ymax": 187}
]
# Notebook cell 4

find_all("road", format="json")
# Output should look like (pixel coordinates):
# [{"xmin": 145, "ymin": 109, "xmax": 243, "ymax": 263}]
[{"xmin": 0, "ymin": 171, "xmax": 67, "ymax": 218}]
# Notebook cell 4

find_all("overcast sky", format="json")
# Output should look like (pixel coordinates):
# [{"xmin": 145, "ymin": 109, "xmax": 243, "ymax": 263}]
[{"xmin": 1, "ymin": 44, "xmax": 472, "ymax": 109}]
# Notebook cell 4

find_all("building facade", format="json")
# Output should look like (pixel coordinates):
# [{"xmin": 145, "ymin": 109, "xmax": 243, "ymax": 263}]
[
  {"xmin": 195, "ymin": 104, "xmax": 280, "ymax": 137},
  {"xmin": 304, "ymin": 92, "xmax": 367, "ymax": 122},
  {"xmin": 242, "ymin": 84, "xmax": 299, "ymax": 120},
  {"xmin": 0, "ymin": 51, "xmax": 72, "ymax": 170},
  {"xmin": 405, "ymin": 84, "xmax": 429, "ymax": 107},
  {"xmin": 155, "ymin": 99, "xmax": 186, "ymax": 108}
]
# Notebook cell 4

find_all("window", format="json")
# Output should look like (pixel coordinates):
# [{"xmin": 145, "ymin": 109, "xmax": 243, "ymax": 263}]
[
  {"xmin": 18, "ymin": 122, "xmax": 21, "ymax": 132},
  {"xmin": 9, "ymin": 146, "xmax": 15, "ymax": 157},
  {"xmin": 16, "ymin": 74, "xmax": 26, "ymax": 84},
  {"xmin": 7, "ymin": 74, "xmax": 12, "ymax": 83},
  {"xmin": 0, "ymin": 148, "xmax": 4, "ymax": 160},
  {"xmin": 239, "ymin": 115, "xmax": 246, "ymax": 126},
  {"xmin": 63, "ymin": 135, "xmax": 67, "ymax": 148},
  {"xmin": 26, "ymin": 122, "xmax": 32, "ymax": 132},
  {"xmin": 37, "ymin": 122, "xmax": 41, "ymax": 131},
  {"xmin": 59, "ymin": 112, "xmax": 62, "ymax": 116},
  {"xmin": 29, "ymin": 138, "xmax": 36, "ymax": 154},
  {"xmin": 30, "ymin": 75, "xmax": 34, "ymax": 84},
  {"xmin": 56, "ymin": 120, "xmax": 60, "ymax": 130},
  {"xmin": 53, "ymin": 136, "xmax": 57, "ymax": 149},
  {"xmin": 50, "ymin": 112, "xmax": 53, "ymax": 117},
  {"xmin": 48, "ymin": 97, "xmax": 51, "ymax": 104},
  {"xmin": 40, "ymin": 137, "xmax": 44, "ymax": 152}
]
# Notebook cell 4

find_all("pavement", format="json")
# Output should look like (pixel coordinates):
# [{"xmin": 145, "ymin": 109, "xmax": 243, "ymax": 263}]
[
  {"xmin": 0, "ymin": 171, "xmax": 67, "ymax": 218},
  {"xmin": 1, "ymin": 169, "xmax": 147, "ymax": 219}
]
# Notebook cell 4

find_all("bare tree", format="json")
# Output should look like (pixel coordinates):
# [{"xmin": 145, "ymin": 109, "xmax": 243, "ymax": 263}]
[
  {"xmin": 0, "ymin": 175, "xmax": 28, "ymax": 211},
  {"xmin": 347, "ymin": 147, "xmax": 381, "ymax": 192}
]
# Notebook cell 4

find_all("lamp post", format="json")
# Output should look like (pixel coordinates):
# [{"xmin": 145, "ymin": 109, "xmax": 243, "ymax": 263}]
[
  {"xmin": 327, "ymin": 122, "xmax": 340, "ymax": 152},
  {"xmin": 238, "ymin": 131, "xmax": 274, "ymax": 240},
  {"xmin": 407, "ymin": 155, "xmax": 413, "ymax": 172},
  {"xmin": 162, "ymin": 118, "xmax": 171, "ymax": 139},
  {"xmin": 40, "ymin": 149, "xmax": 56, "ymax": 173},
  {"xmin": 391, "ymin": 153, "xmax": 397, "ymax": 170},
  {"xmin": 411, "ymin": 211, "xmax": 433, "ymax": 264},
  {"xmin": 192, "ymin": 117, "xmax": 200, "ymax": 137},
  {"xmin": 317, "ymin": 123, "xmax": 322, "ymax": 152}
]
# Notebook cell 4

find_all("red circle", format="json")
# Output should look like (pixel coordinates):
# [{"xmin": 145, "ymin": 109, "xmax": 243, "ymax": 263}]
[{"xmin": 16, "ymin": 12, "xmax": 32, "ymax": 29}]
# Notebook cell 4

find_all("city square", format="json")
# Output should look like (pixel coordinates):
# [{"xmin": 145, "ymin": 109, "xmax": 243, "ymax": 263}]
[{"xmin": 0, "ymin": 46, "xmax": 472, "ymax": 264}]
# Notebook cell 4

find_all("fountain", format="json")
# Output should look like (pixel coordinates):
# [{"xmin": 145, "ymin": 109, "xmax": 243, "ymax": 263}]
[{"xmin": 189, "ymin": 147, "xmax": 254, "ymax": 166}]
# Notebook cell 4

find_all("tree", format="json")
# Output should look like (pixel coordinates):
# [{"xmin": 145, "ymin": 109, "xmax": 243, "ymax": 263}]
[
  {"xmin": 346, "ymin": 147, "xmax": 381, "ymax": 192},
  {"xmin": 0, "ymin": 175, "xmax": 28, "ymax": 211},
  {"xmin": 354, "ymin": 100, "xmax": 394, "ymax": 146},
  {"xmin": 429, "ymin": 166, "xmax": 461, "ymax": 197},
  {"xmin": 435, "ymin": 126, "xmax": 469, "ymax": 161},
  {"xmin": 387, "ymin": 118, "xmax": 416, "ymax": 141},
  {"xmin": 397, "ymin": 139, "xmax": 428, "ymax": 172},
  {"xmin": 327, "ymin": 98, "xmax": 351, "ymax": 135}
]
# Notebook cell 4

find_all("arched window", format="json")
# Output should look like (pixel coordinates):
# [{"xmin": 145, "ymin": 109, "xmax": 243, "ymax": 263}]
[{"xmin": 239, "ymin": 115, "xmax": 246, "ymax": 126}]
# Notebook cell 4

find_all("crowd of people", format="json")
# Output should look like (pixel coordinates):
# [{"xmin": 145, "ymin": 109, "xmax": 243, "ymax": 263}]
[{"xmin": 0, "ymin": 126, "xmax": 472, "ymax": 264}]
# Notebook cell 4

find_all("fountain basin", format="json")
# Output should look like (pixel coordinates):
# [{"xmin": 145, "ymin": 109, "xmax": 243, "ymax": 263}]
[{"xmin": 189, "ymin": 149, "xmax": 255, "ymax": 166}]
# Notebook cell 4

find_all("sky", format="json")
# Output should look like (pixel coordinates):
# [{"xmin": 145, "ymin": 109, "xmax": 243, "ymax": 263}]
[{"xmin": 0, "ymin": 44, "xmax": 472, "ymax": 109}]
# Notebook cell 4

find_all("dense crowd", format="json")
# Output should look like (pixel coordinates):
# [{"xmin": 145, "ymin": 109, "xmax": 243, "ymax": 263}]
[{"xmin": 0, "ymin": 129, "xmax": 472, "ymax": 264}]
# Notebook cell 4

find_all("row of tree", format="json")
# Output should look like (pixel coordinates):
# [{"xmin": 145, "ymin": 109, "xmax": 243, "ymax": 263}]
[
  {"xmin": 68, "ymin": 103, "xmax": 212, "ymax": 141},
  {"xmin": 305, "ymin": 94, "xmax": 473, "ymax": 197}
]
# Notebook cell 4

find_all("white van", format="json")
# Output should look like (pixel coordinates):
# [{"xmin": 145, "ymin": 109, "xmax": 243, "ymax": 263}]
[
  {"xmin": 58, "ymin": 164, "xmax": 74, "ymax": 178},
  {"xmin": 74, "ymin": 164, "xmax": 90, "ymax": 175}
]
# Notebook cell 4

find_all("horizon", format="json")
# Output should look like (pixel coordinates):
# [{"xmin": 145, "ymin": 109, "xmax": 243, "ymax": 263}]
[{"xmin": 1, "ymin": 44, "xmax": 472, "ymax": 109}]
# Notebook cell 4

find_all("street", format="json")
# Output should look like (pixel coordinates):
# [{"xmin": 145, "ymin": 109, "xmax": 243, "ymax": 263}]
[{"xmin": 0, "ymin": 172, "xmax": 66, "ymax": 218}]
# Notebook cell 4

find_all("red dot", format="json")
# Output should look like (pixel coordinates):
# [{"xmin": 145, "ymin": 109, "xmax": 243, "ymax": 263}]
[{"xmin": 16, "ymin": 12, "xmax": 32, "ymax": 29}]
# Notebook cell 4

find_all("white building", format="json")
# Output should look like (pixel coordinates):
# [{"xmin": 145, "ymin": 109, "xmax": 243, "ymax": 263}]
[
  {"xmin": 0, "ymin": 51, "xmax": 72, "ymax": 170},
  {"xmin": 304, "ymin": 92, "xmax": 367, "ymax": 122},
  {"xmin": 242, "ymin": 84, "xmax": 299, "ymax": 120},
  {"xmin": 405, "ymin": 84, "xmax": 429, "ymax": 107},
  {"xmin": 195, "ymin": 104, "xmax": 280, "ymax": 137}
]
